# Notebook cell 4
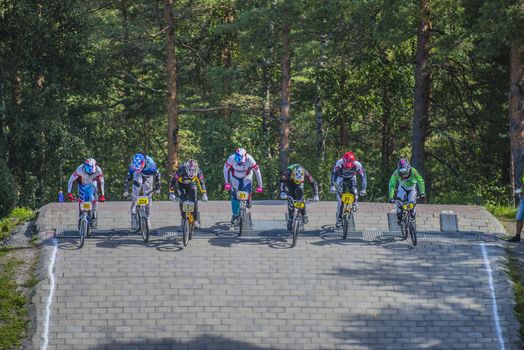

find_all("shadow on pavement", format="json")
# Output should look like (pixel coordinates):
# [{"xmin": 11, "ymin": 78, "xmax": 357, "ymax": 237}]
[{"xmin": 87, "ymin": 334, "xmax": 287, "ymax": 350}]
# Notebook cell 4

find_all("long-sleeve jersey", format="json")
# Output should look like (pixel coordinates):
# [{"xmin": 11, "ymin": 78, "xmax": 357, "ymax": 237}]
[
  {"xmin": 124, "ymin": 155, "xmax": 161, "ymax": 192},
  {"xmin": 223, "ymin": 153, "xmax": 263, "ymax": 187},
  {"xmin": 280, "ymin": 166, "xmax": 318, "ymax": 196},
  {"xmin": 67, "ymin": 164, "xmax": 105, "ymax": 195},
  {"xmin": 330, "ymin": 159, "xmax": 367, "ymax": 190},
  {"xmin": 169, "ymin": 165, "xmax": 207, "ymax": 193},
  {"xmin": 388, "ymin": 168, "xmax": 425, "ymax": 198}
]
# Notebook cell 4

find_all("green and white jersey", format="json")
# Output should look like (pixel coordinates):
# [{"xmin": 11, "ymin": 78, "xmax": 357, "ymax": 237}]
[{"xmin": 388, "ymin": 168, "xmax": 425, "ymax": 198}]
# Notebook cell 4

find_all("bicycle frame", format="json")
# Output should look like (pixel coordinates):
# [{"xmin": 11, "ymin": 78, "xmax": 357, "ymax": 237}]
[
  {"xmin": 395, "ymin": 199, "xmax": 417, "ymax": 246},
  {"xmin": 136, "ymin": 195, "xmax": 150, "ymax": 242},
  {"xmin": 289, "ymin": 197, "xmax": 306, "ymax": 247},
  {"xmin": 181, "ymin": 201, "xmax": 195, "ymax": 246},
  {"xmin": 73, "ymin": 197, "xmax": 97, "ymax": 248}
]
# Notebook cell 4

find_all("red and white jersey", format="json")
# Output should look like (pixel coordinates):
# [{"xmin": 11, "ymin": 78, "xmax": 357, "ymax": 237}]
[
  {"xmin": 67, "ymin": 164, "xmax": 105, "ymax": 195},
  {"xmin": 223, "ymin": 153, "xmax": 263, "ymax": 186}
]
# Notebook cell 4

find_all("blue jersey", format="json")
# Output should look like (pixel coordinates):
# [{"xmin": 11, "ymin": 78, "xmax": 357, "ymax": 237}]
[
  {"xmin": 128, "ymin": 155, "xmax": 158, "ymax": 176},
  {"xmin": 124, "ymin": 155, "xmax": 161, "ymax": 192}
]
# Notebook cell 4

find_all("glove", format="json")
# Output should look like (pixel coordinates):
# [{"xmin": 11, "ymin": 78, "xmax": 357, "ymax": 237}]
[
  {"xmin": 280, "ymin": 192, "xmax": 288, "ymax": 200},
  {"xmin": 359, "ymin": 190, "xmax": 366, "ymax": 197},
  {"xmin": 255, "ymin": 187, "xmax": 263, "ymax": 194},
  {"xmin": 169, "ymin": 193, "xmax": 176, "ymax": 202},
  {"xmin": 224, "ymin": 183, "xmax": 232, "ymax": 191},
  {"xmin": 154, "ymin": 189, "xmax": 161, "ymax": 195},
  {"xmin": 420, "ymin": 193, "xmax": 426, "ymax": 199},
  {"xmin": 202, "ymin": 193, "xmax": 208, "ymax": 202},
  {"xmin": 123, "ymin": 191, "xmax": 129, "ymax": 198},
  {"xmin": 388, "ymin": 198, "xmax": 395, "ymax": 203},
  {"xmin": 313, "ymin": 195, "xmax": 319, "ymax": 202},
  {"xmin": 329, "ymin": 186, "xmax": 336, "ymax": 193},
  {"xmin": 99, "ymin": 195, "xmax": 105, "ymax": 202},
  {"xmin": 67, "ymin": 193, "xmax": 74, "ymax": 202}
]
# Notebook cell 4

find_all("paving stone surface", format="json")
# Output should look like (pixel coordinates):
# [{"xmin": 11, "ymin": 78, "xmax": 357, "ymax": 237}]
[{"xmin": 31, "ymin": 202, "xmax": 520, "ymax": 349}]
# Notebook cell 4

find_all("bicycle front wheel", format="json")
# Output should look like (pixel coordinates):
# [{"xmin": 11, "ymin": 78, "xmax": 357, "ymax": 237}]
[
  {"xmin": 343, "ymin": 212, "xmax": 349, "ymax": 239},
  {"xmin": 238, "ymin": 211, "xmax": 244, "ymax": 237},
  {"xmin": 291, "ymin": 216, "xmax": 300, "ymax": 247},
  {"xmin": 401, "ymin": 217, "xmax": 408, "ymax": 240},
  {"xmin": 79, "ymin": 219, "xmax": 87, "ymax": 248},
  {"xmin": 409, "ymin": 220, "xmax": 417, "ymax": 246},
  {"xmin": 182, "ymin": 218, "xmax": 190, "ymax": 246},
  {"xmin": 141, "ymin": 215, "xmax": 149, "ymax": 242}
]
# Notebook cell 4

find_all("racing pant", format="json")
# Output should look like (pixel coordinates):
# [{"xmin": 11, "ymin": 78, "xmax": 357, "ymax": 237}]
[
  {"xmin": 78, "ymin": 182, "xmax": 98, "ymax": 220},
  {"xmin": 284, "ymin": 183, "xmax": 306, "ymax": 220},
  {"xmin": 229, "ymin": 175, "xmax": 252, "ymax": 216},
  {"xmin": 176, "ymin": 183, "xmax": 198, "ymax": 220},
  {"xmin": 335, "ymin": 177, "xmax": 358, "ymax": 220},
  {"xmin": 130, "ymin": 172, "xmax": 153, "ymax": 217},
  {"xmin": 396, "ymin": 186, "xmax": 417, "ymax": 219}
]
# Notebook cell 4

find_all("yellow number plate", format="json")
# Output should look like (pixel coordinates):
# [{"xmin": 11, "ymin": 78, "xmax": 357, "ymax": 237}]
[
  {"xmin": 137, "ymin": 196, "xmax": 149, "ymax": 205},
  {"xmin": 182, "ymin": 201, "xmax": 195, "ymax": 213},
  {"xmin": 80, "ymin": 202, "xmax": 92, "ymax": 212},
  {"xmin": 237, "ymin": 191, "xmax": 249, "ymax": 201},
  {"xmin": 294, "ymin": 201, "xmax": 305, "ymax": 209},
  {"xmin": 341, "ymin": 193, "xmax": 354, "ymax": 205}
]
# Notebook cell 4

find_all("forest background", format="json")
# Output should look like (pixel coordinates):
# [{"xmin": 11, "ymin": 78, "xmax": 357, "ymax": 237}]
[{"xmin": 0, "ymin": 0, "xmax": 523, "ymax": 216}]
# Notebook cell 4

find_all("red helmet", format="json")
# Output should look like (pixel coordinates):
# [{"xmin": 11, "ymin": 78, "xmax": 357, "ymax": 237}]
[{"xmin": 342, "ymin": 152, "xmax": 356, "ymax": 168}]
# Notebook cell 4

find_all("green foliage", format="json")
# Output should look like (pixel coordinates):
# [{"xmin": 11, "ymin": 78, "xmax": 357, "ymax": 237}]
[
  {"xmin": 486, "ymin": 204, "xmax": 517, "ymax": 219},
  {"xmin": 0, "ymin": 159, "xmax": 16, "ymax": 218},
  {"xmin": 0, "ymin": 256, "xmax": 28, "ymax": 350},
  {"xmin": 0, "ymin": 0, "xmax": 519, "ymax": 208},
  {"xmin": 0, "ymin": 208, "xmax": 35, "ymax": 241}
]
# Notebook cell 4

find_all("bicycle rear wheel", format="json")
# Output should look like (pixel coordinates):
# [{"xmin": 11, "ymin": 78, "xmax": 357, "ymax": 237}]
[
  {"xmin": 291, "ymin": 216, "xmax": 300, "ymax": 247},
  {"xmin": 79, "ymin": 219, "xmax": 86, "ymax": 248},
  {"xmin": 141, "ymin": 215, "xmax": 149, "ymax": 242},
  {"xmin": 409, "ymin": 220, "xmax": 417, "ymax": 246},
  {"xmin": 182, "ymin": 218, "xmax": 190, "ymax": 246}
]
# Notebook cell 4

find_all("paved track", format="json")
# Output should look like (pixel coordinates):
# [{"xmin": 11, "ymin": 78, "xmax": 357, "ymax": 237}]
[{"xmin": 32, "ymin": 202, "xmax": 519, "ymax": 349}]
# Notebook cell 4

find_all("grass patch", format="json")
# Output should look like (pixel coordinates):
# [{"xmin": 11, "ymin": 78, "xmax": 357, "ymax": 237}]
[
  {"xmin": 0, "ymin": 254, "xmax": 28, "ymax": 350},
  {"xmin": 506, "ymin": 247, "xmax": 524, "ymax": 343},
  {"xmin": 0, "ymin": 207, "xmax": 36, "ymax": 241},
  {"xmin": 486, "ymin": 204, "xmax": 517, "ymax": 219}
]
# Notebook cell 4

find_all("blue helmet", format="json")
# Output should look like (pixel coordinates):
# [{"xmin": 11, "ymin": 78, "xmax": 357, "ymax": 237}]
[
  {"xmin": 83, "ymin": 158, "xmax": 97, "ymax": 175},
  {"xmin": 234, "ymin": 148, "xmax": 247, "ymax": 164},
  {"xmin": 131, "ymin": 153, "xmax": 146, "ymax": 172}
]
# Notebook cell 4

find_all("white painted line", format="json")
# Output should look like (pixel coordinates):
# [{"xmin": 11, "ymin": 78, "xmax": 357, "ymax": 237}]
[
  {"xmin": 41, "ymin": 238, "xmax": 57, "ymax": 350},
  {"xmin": 480, "ymin": 243, "xmax": 505, "ymax": 350}
]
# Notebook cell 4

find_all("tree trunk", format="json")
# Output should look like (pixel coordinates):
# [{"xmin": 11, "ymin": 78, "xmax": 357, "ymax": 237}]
[
  {"xmin": 339, "ymin": 116, "xmax": 348, "ymax": 147},
  {"xmin": 381, "ymin": 85, "xmax": 393, "ymax": 179},
  {"xmin": 510, "ymin": 40, "xmax": 524, "ymax": 197},
  {"xmin": 412, "ymin": 0, "xmax": 431, "ymax": 181},
  {"xmin": 165, "ymin": 0, "xmax": 179, "ymax": 172},
  {"xmin": 315, "ymin": 35, "xmax": 327, "ymax": 165},
  {"xmin": 279, "ymin": 5, "xmax": 291, "ymax": 171}
]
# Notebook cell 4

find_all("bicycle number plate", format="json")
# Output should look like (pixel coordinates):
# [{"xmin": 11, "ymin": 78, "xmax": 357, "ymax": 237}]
[
  {"xmin": 294, "ymin": 201, "xmax": 305, "ymax": 209},
  {"xmin": 137, "ymin": 196, "xmax": 149, "ymax": 206},
  {"xmin": 341, "ymin": 193, "xmax": 354, "ymax": 205},
  {"xmin": 80, "ymin": 202, "xmax": 92, "ymax": 212},
  {"xmin": 182, "ymin": 201, "xmax": 195, "ymax": 213},
  {"xmin": 237, "ymin": 191, "xmax": 249, "ymax": 201}
]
